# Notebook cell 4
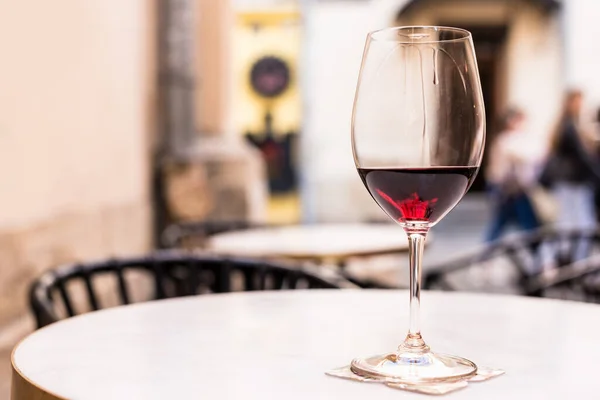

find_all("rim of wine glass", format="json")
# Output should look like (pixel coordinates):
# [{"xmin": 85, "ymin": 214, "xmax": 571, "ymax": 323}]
[{"xmin": 369, "ymin": 26, "xmax": 472, "ymax": 44}]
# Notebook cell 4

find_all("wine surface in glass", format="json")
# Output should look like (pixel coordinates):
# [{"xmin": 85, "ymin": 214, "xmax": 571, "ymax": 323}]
[{"xmin": 357, "ymin": 166, "xmax": 478, "ymax": 225}]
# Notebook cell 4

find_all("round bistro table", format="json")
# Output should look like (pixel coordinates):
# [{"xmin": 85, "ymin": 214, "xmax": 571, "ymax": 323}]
[
  {"xmin": 207, "ymin": 224, "xmax": 411, "ymax": 263},
  {"xmin": 12, "ymin": 290, "xmax": 600, "ymax": 399}
]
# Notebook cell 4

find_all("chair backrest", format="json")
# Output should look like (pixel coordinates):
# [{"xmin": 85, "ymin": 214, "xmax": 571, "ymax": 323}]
[
  {"xmin": 423, "ymin": 227, "xmax": 600, "ymax": 294},
  {"xmin": 526, "ymin": 253, "xmax": 600, "ymax": 302},
  {"xmin": 30, "ymin": 252, "xmax": 351, "ymax": 328}
]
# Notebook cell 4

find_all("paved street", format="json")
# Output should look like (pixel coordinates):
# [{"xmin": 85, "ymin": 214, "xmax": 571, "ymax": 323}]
[{"xmin": 428, "ymin": 193, "xmax": 491, "ymax": 264}]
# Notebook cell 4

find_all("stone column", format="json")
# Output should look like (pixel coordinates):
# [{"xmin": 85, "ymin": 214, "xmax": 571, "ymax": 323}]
[
  {"xmin": 156, "ymin": 0, "xmax": 267, "ymax": 241},
  {"xmin": 157, "ymin": 0, "xmax": 197, "ymax": 157}
]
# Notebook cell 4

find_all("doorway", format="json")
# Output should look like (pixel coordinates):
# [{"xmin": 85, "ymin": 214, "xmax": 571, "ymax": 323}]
[{"xmin": 438, "ymin": 24, "xmax": 508, "ymax": 191}]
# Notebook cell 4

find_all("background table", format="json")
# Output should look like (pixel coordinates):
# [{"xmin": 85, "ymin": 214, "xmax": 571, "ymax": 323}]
[
  {"xmin": 207, "ymin": 223, "xmax": 411, "ymax": 263},
  {"xmin": 12, "ymin": 290, "xmax": 600, "ymax": 399}
]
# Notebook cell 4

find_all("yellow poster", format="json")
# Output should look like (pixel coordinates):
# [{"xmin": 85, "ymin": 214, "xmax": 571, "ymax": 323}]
[{"xmin": 232, "ymin": 9, "xmax": 302, "ymax": 137}]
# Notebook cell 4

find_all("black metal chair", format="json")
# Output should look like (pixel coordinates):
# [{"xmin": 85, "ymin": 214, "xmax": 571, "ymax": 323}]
[
  {"xmin": 526, "ymin": 253, "xmax": 600, "ymax": 302},
  {"xmin": 423, "ymin": 227, "xmax": 600, "ymax": 295},
  {"xmin": 30, "ymin": 252, "xmax": 353, "ymax": 328}
]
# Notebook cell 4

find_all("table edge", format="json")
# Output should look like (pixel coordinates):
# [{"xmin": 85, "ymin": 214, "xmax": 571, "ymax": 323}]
[
  {"xmin": 11, "ymin": 346, "xmax": 65, "ymax": 400},
  {"xmin": 206, "ymin": 224, "xmax": 428, "ymax": 260},
  {"xmin": 208, "ymin": 247, "xmax": 410, "ymax": 261}
]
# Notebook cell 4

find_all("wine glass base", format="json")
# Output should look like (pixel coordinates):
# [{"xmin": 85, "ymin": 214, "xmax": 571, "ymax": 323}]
[{"xmin": 351, "ymin": 351, "xmax": 477, "ymax": 384}]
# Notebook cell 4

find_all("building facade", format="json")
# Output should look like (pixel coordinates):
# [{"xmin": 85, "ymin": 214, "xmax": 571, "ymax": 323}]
[
  {"xmin": 300, "ymin": 0, "xmax": 600, "ymax": 222},
  {"xmin": 0, "ymin": 0, "xmax": 156, "ymax": 358}
]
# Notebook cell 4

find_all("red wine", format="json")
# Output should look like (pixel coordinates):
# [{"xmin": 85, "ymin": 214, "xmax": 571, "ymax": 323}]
[{"xmin": 357, "ymin": 167, "xmax": 478, "ymax": 226}]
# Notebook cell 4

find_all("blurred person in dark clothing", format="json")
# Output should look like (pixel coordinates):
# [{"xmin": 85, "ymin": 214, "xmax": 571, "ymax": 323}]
[
  {"xmin": 485, "ymin": 108, "xmax": 544, "ymax": 242},
  {"xmin": 595, "ymin": 107, "xmax": 600, "ymax": 222},
  {"xmin": 592, "ymin": 108, "xmax": 600, "ymax": 223},
  {"xmin": 540, "ymin": 90, "xmax": 600, "ymax": 259}
]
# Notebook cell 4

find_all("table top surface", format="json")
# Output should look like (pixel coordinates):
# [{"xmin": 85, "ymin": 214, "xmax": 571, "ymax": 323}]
[
  {"xmin": 12, "ymin": 290, "xmax": 600, "ymax": 399},
  {"xmin": 208, "ymin": 223, "xmax": 410, "ymax": 259}
]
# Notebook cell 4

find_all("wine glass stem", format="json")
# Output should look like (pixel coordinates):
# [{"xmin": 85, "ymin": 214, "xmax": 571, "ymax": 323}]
[{"xmin": 400, "ymin": 231, "xmax": 430, "ymax": 354}]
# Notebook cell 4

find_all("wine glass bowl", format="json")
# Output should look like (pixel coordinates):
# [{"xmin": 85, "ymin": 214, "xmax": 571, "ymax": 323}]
[{"xmin": 350, "ymin": 26, "xmax": 485, "ymax": 383}]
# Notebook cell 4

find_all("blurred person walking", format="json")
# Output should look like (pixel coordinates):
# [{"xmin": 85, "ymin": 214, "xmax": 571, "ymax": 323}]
[
  {"xmin": 594, "ymin": 107, "xmax": 600, "ymax": 222},
  {"xmin": 485, "ymin": 108, "xmax": 544, "ymax": 242},
  {"xmin": 540, "ymin": 90, "xmax": 600, "ymax": 259}
]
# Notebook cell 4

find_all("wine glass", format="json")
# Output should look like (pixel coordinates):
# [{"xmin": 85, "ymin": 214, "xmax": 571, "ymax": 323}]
[{"xmin": 351, "ymin": 26, "xmax": 485, "ymax": 383}]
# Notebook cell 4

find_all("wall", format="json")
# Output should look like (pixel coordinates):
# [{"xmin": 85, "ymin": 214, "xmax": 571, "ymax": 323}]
[
  {"xmin": 197, "ymin": 0, "xmax": 231, "ymax": 134},
  {"xmin": 300, "ymin": 0, "xmax": 385, "ymax": 222},
  {"xmin": 0, "ymin": 1, "xmax": 155, "ymax": 326},
  {"xmin": 563, "ymin": 0, "xmax": 600, "ymax": 116},
  {"xmin": 504, "ymin": 1, "xmax": 562, "ymax": 139}
]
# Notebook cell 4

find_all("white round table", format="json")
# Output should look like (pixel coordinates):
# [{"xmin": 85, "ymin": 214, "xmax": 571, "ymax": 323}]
[
  {"xmin": 207, "ymin": 224, "xmax": 411, "ymax": 262},
  {"xmin": 12, "ymin": 290, "xmax": 600, "ymax": 399}
]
